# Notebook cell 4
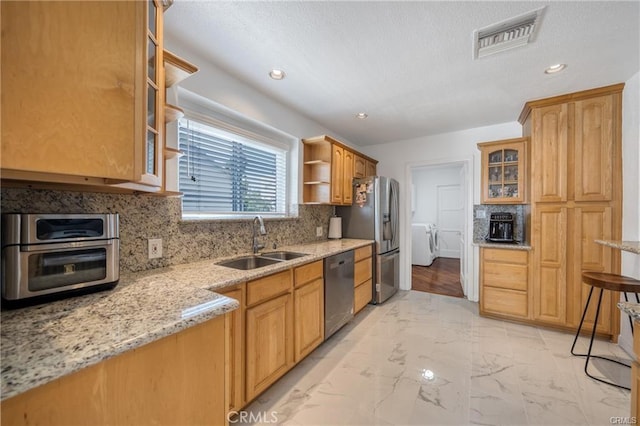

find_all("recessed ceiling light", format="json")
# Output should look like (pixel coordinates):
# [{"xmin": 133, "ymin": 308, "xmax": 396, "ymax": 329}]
[
  {"xmin": 356, "ymin": 112, "xmax": 368, "ymax": 119},
  {"xmin": 269, "ymin": 69, "xmax": 286, "ymax": 80},
  {"xmin": 544, "ymin": 64, "xmax": 566, "ymax": 74}
]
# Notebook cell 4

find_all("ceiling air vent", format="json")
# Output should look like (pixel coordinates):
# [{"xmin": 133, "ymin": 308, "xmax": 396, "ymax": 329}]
[{"xmin": 474, "ymin": 7, "xmax": 545, "ymax": 59}]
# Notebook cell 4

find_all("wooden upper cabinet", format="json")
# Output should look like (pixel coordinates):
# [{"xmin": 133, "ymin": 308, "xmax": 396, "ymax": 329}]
[
  {"xmin": 574, "ymin": 95, "xmax": 614, "ymax": 201},
  {"xmin": 522, "ymin": 85, "xmax": 622, "ymax": 204},
  {"xmin": 365, "ymin": 160, "xmax": 377, "ymax": 177},
  {"xmin": 354, "ymin": 155, "xmax": 366, "ymax": 178},
  {"xmin": 302, "ymin": 135, "xmax": 378, "ymax": 205},
  {"xmin": 343, "ymin": 149, "xmax": 354, "ymax": 204},
  {"xmin": 331, "ymin": 145, "xmax": 344, "ymax": 204},
  {"xmin": 531, "ymin": 104, "xmax": 568, "ymax": 203},
  {"xmin": 0, "ymin": 1, "xmax": 163, "ymax": 192},
  {"xmin": 478, "ymin": 138, "xmax": 528, "ymax": 204}
]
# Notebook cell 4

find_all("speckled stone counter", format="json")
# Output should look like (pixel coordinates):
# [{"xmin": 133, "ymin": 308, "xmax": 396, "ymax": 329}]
[
  {"xmin": 618, "ymin": 301, "xmax": 640, "ymax": 320},
  {"xmin": 596, "ymin": 240, "xmax": 640, "ymax": 254},
  {"xmin": 164, "ymin": 238, "xmax": 374, "ymax": 291},
  {"xmin": 474, "ymin": 242, "xmax": 532, "ymax": 251},
  {"xmin": 0, "ymin": 238, "xmax": 372, "ymax": 401}
]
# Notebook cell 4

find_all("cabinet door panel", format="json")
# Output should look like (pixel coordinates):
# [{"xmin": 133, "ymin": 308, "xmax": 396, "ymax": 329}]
[
  {"xmin": 1, "ymin": 1, "xmax": 138, "ymax": 180},
  {"xmin": 573, "ymin": 206, "xmax": 613, "ymax": 332},
  {"xmin": 478, "ymin": 139, "xmax": 527, "ymax": 204},
  {"xmin": 245, "ymin": 293, "xmax": 293, "ymax": 402},
  {"xmin": 218, "ymin": 286, "xmax": 245, "ymax": 413},
  {"xmin": 532, "ymin": 105, "xmax": 568, "ymax": 202},
  {"xmin": 354, "ymin": 155, "xmax": 366, "ymax": 178},
  {"xmin": 294, "ymin": 279, "xmax": 324, "ymax": 362},
  {"xmin": 343, "ymin": 149, "xmax": 354, "ymax": 205},
  {"xmin": 574, "ymin": 95, "xmax": 614, "ymax": 201},
  {"xmin": 365, "ymin": 161, "xmax": 376, "ymax": 177},
  {"xmin": 533, "ymin": 206, "xmax": 567, "ymax": 324},
  {"xmin": 331, "ymin": 145, "xmax": 344, "ymax": 204}
]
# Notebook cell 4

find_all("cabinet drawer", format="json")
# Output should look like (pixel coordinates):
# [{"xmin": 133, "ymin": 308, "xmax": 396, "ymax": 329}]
[
  {"xmin": 354, "ymin": 280, "xmax": 372, "ymax": 314},
  {"xmin": 247, "ymin": 270, "xmax": 292, "ymax": 307},
  {"xmin": 483, "ymin": 248, "xmax": 528, "ymax": 264},
  {"xmin": 483, "ymin": 262, "xmax": 528, "ymax": 291},
  {"xmin": 483, "ymin": 287, "xmax": 528, "ymax": 318},
  {"xmin": 354, "ymin": 245, "xmax": 372, "ymax": 262},
  {"xmin": 294, "ymin": 260, "xmax": 323, "ymax": 288},
  {"xmin": 354, "ymin": 257, "xmax": 373, "ymax": 287}
]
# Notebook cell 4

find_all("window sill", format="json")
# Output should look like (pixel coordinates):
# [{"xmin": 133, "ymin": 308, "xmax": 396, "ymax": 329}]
[{"xmin": 179, "ymin": 214, "xmax": 299, "ymax": 225}]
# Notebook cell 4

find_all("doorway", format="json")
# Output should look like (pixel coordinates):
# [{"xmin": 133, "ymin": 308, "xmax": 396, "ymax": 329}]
[{"xmin": 408, "ymin": 161, "xmax": 470, "ymax": 298}]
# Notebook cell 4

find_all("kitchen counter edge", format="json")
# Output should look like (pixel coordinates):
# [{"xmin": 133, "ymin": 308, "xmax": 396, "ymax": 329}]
[{"xmin": 474, "ymin": 241, "xmax": 532, "ymax": 250}]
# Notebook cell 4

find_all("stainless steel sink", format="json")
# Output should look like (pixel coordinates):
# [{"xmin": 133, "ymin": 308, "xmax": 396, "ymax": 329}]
[
  {"xmin": 260, "ymin": 251, "xmax": 308, "ymax": 260},
  {"xmin": 216, "ymin": 255, "xmax": 282, "ymax": 270}
]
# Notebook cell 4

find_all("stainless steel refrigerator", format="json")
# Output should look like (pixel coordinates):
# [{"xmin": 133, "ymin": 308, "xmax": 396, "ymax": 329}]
[{"xmin": 337, "ymin": 176, "xmax": 400, "ymax": 304}]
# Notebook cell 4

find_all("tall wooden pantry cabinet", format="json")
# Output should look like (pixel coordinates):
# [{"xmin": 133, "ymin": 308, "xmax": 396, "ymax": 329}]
[{"xmin": 519, "ymin": 84, "xmax": 623, "ymax": 338}]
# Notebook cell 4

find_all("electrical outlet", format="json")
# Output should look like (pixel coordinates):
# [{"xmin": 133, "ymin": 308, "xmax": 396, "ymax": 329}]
[
  {"xmin": 316, "ymin": 226, "xmax": 323, "ymax": 237},
  {"xmin": 148, "ymin": 238, "xmax": 162, "ymax": 259},
  {"xmin": 475, "ymin": 209, "xmax": 487, "ymax": 219}
]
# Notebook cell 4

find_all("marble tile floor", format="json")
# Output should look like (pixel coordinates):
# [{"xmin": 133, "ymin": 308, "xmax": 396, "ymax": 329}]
[{"xmin": 243, "ymin": 290, "xmax": 632, "ymax": 426}]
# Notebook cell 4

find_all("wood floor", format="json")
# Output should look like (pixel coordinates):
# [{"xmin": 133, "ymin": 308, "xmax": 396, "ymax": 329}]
[{"xmin": 411, "ymin": 257, "xmax": 464, "ymax": 298}]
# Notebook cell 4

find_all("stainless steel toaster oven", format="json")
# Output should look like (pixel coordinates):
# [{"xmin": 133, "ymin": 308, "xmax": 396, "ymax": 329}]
[{"xmin": 1, "ymin": 213, "xmax": 120, "ymax": 305}]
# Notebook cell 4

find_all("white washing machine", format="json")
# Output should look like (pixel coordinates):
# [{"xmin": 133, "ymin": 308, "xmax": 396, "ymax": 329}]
[{"xmin": 411, "ymin": 223, "xmax": 439, "ymax": 266}]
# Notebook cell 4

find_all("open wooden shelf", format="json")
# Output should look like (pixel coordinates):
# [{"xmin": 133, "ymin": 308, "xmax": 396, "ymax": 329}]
[
  {"xmin": 164, "ymin": 103, "xmax": 184, "ymax": 123},
  {"xmin": 164, "ymin": 146, "xmax": 184, "ymax": 159},
  {"xmin": 164, "ymin": 50, "xmax": 199, "ymax": 88}
]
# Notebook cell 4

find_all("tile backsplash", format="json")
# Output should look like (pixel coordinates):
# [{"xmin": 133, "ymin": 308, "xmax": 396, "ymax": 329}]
[
  {"xmin": 1, "ymin": 188, "xmax": 333, "ymax": 272},
  {"xmin": 473, "ymin": 204, "xmax": 529, "ymax": 244}
]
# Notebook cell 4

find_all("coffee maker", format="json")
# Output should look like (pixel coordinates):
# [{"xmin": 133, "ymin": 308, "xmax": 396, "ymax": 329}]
[{"xmin": 487, "ymin": 212, "xmax": 515, "ymax": 243}]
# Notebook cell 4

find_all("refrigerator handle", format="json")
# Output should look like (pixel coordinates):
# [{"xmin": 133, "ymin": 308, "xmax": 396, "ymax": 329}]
[{"xmin": 389, "ymin": 180, "xmax": 399, "ymax": 248}]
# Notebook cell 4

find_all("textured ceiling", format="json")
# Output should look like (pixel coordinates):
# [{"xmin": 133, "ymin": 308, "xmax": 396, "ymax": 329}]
[{"xmin": 164, "ymin": 1, "xmax": 640, "ymax": 146}]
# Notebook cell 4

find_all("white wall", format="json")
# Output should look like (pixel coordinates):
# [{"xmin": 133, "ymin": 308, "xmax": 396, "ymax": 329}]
[
  {"xmin": 164, "ymin": 37, "xmax": 356, "ymax": 147},
  {"xmin": 412, "ymin": 165, "xmax": 463, "ymax": 258},
  {"xmin": 618, "ymin": 71, "xmax": 640, "ymax": 356},
  {"xmin": 412, "ymin": 166, "xmax": 461, "ymax": 223},
  {"xmin": 363, "ymin": 122, "xmax": 522, "ymax": 299}
]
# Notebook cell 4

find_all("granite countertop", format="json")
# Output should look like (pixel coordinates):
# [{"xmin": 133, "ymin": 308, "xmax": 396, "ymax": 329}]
[
  {"xmin": 474, "ymin": 241, "xmax": 532, "ymax": 251},
  {"xmin": 618, "ymin": 301, "xmax": 640, "ymax": 320},
  {"xmin": 595, "ymin": 240, "xmax": 640, "ymax": 254},
  {"xmin": 164, "ymin": 238, "xmax": 373, "ymax": 291},
  {"xmin": 0, "ymin": 238, "xmax": 372, "ymax": 401}
]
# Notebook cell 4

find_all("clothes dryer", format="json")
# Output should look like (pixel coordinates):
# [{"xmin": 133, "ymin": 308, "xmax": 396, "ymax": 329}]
[{"xmin": 411, "ymin": 223, "xmax": 438, "ymax": 266}]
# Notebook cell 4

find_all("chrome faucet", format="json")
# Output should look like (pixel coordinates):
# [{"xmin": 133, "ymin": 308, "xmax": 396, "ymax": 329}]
[{"xmin": 252, "ymin": 215, "xmax": 267, "ymax": 254}]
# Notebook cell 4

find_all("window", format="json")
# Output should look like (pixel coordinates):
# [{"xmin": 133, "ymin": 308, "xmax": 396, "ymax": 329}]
[{"xmin": 178, "ymin": 117, "xmax": 288, "ymax": 218}]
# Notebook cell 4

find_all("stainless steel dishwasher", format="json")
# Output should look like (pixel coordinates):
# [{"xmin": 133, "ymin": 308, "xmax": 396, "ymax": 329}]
[{"xmin": 324, "ymin": 250, "xmax": 354, "ymax": 340}]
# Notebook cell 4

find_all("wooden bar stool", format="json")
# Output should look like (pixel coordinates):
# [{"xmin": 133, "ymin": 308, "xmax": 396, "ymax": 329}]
[{"xmin": 571, "ymin": 271, "xmax": 640, "ymax": 390}]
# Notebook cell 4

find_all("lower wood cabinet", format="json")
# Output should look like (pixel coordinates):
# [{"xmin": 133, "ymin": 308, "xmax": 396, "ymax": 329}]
[
  {"xmin": 0, "ymin": 316, "xmax": 227, "ymax": 426},
  {"xmin": 294, "ymin": 261, "xmax": 324, "ymax": 362},
  {"xmin": 245, "ymin": 294, "xmax": 293, "ymax": 401},
  {"xmin": 245, "ymin": 270, "xmax": 294, "ymax": 402},
  {"xmin": 480, "ymin": 248, "xmax": 529, "ymax": 320},
  {"xmin": 218, "ymin": 284, "xmax": 245, "ymax": 415},
  {"xmin": 354, "ymin": 245, "xmax": 373, "ymax": 314}
]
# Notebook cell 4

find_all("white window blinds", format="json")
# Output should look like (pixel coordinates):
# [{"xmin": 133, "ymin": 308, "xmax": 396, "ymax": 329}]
[{"xmin": 178, "ymin": 118, "xmax": 287, "ymax": 217}]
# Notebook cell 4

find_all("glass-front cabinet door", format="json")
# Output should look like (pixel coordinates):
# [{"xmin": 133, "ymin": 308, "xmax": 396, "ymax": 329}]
[
  {"xmin": 479, "ymin": 138, "xmax": 528, "ymax": 204},
  {"xmin": 140, "ymin": 0, "xmax": 163, "ymax": 187}
]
